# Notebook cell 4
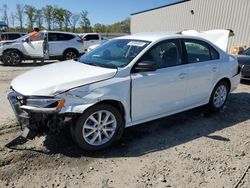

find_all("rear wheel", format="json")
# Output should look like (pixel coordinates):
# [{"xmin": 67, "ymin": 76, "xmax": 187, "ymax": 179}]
[
  {"xmin": 73, "ymin": 104, "xmax": 124, "ymax": 151},
  {"xmin": 2, "ymin": 50, "xmax": 22, "ymax": 66},
  {"xmin": 63, "ymin": 49, "xmax": 79, "ymax": 60},
  {"xmin": 209, "ymin": 81, "xmax": 229, "ymax": 111}
]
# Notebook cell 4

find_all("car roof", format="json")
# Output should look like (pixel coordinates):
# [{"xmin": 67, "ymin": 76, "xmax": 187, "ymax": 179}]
[
  {"xmin": 41, "ymin": 30, "xmax": 78, "ymax": 36},
  {"xmin": 0, "ymin": 32, "xmax": 26, "ymax": 35},
  {"xmin": 117, "ymin": 32, "xmax": 204, "ymax": 42},
  {"xmin": 80, "ymin": 33, "xmax": 98, "ymax": 35}
]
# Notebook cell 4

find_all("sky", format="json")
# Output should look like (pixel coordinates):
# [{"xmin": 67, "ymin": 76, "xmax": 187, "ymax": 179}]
[{"xmin": 0, "ymin": 0, "xmax": 181, "ymax": 26}]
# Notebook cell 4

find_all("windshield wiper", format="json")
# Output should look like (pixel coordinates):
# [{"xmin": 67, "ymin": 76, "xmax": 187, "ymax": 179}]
[{"xmin": 81, "ymin": 61, "xmax": 98, "ymax": 67}]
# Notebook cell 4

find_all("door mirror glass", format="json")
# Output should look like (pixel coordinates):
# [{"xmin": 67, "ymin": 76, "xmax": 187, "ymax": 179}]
[{"xmin": 135, "ymin": 61, "xmax": 157, "ymax": 72}]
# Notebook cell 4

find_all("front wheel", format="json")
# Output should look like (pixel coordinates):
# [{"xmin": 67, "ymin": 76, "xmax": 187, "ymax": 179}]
[
  {"xmin": 2, "ymin": 50, "xmax": 22, "ymax": 66},
  {"xmin": 209, "ymin": 81, "xmax": 229, "ymax": 111},
  {"xmin": 73, "ymin": 104, "xmax": 124, "ymax": 151}
]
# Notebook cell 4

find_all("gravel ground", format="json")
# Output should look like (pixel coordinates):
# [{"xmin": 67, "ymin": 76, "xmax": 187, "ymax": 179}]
[{"xmin": 0, "ymin": 61, "xmax": 249, "ymax": 188}]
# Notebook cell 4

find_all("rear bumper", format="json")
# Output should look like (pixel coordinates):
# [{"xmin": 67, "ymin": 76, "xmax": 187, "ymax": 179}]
[{"xmin": 230, "ymin": 66, "xmax": 241, "ymax": 92}]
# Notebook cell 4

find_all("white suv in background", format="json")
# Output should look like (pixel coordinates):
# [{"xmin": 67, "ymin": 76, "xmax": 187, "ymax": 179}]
[
  {"xmin": 79, "ymin": 33, "xmax": 106, "ymax": 51},
  {"xmin": 0, "ymin": 31, "xmax": 85, "ymax": 66}
]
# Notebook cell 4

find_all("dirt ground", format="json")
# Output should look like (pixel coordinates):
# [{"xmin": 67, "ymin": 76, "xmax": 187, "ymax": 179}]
[{"xmin": 0, "ymin": 61, "xmax": 249, "ymax": 188}]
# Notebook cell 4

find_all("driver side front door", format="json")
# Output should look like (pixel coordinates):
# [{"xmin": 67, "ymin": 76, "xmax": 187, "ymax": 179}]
[
  {"xmin": 22, "ymin": 32, "xmax": 47, "ymax": 58},
  {"xmin": 131, "ymin": 39, "xmax": 188, "ymax": 122}
]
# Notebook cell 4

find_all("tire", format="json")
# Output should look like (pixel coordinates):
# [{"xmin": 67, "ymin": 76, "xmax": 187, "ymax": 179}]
[
  {"xmin": 2, "ymin": 50, "xmax": 22, "ymax": 66},
  {"xmin": 73, "ymin": 104, "xmax": 124, "ymax": 151},
  {"xmin": 209, "ymin": 81, "xmax": 229, "ymax": 111},
  {"xmin": 63, "ymin": 49, "xmax": 79, "ymax": 60}
]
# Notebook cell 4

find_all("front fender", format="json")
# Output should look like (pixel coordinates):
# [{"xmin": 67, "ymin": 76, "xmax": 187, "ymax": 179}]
[{"xmin": 58, "ymin": 89, "xmax": 104, "ymax": 114}]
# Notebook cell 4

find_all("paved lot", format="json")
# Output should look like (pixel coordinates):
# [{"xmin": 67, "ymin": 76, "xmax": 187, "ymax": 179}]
[{"xmin": 0, "ymin": 61, "xmax": 249, "ymax": 188}]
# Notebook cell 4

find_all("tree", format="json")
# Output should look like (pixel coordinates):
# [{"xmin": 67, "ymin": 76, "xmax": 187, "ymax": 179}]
[
  {"xmin": 93, "ymin": 23, "xmax": 106, "ymax": 33},
  {"xmin": 43, "ymin": 5, "xmax": 54, "ymax": 30},
  {"xmin": 120, "ymin": 17, "xmax": 130, "ymax": 33},
  {"xmin": 54, "ymin": 7, "xmax": 65, "ymax": 30},
  {"xmin": 70, "ymin": 13, "xmax": 80, "ymax": 32},
  {"xmin": 35, "ymin": 9, "xmax": 43, "ymax": 29},
  {"xmin": 63, "ymin": 9, "xmax": 72, "ymax": 31},
  {"xmin": 2, "ymin": 4, "xmax": 9, "ymax": 26},
  {"xmin": 24, "ymin": 5, "xmax": 37, "ymax": 30},
  {"xmin": 10, "ymin": 12, "xmax": 15, "ymax": 28},
  {"xmin": 16, "ymin": 4, "xmax": 25, "ymax": 30},
  {"xmin": 80, "ymin": 10, "xmax": 91, "ymax": 32}
]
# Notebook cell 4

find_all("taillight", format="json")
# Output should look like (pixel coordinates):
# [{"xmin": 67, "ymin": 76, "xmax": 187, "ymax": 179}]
[{"xmin": 77, "ymin": 38, "xmax": 84, "ymax": 44}]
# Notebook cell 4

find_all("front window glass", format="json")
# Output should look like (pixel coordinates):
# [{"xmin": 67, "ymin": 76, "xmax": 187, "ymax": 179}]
[
  {"xmin": 79, "ymin": 39, "xmax": 150, "ymax": 68},
  {"xmin": 139, "ymin": 40, "xmax": 181, "ymax": 69}
]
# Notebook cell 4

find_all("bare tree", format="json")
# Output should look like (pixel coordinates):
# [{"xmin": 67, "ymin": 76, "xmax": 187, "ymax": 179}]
[
  {"xmin": 2, "ymin": 4, "xmax": 9, "ymax": 26},
  {"xmin": 70, "ymin": 13, "xmax": 80, "ymax": 32},
  {"xmin": 16, "ymin": 4, "xmax": 25, "ymax": 30},
  {"xmin": 24, "ymin": 5, "xmax": 37, "ymax": 30},
  {"xmin": 10, "ymin": 12, "xmax": 15, "ymax": 28}
]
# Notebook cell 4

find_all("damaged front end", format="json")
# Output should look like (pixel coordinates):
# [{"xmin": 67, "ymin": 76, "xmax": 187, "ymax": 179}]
[{"xmin": 8, "ymin": 91, "xmax": 68, "ymax": 139}]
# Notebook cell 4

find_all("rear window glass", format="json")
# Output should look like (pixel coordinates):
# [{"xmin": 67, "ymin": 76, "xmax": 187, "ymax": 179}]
[
  {"xmin": 184, "ymin": 39, "xmax": 219, "ymax": 63},
  {"xmin": 8, "ymin": 34, "xmax": 21, "ymax": 40},
  {"xmin": 48, "ymin": 33, "xmax": 75, "ymax": 41},
  {"xmin": 84, "ymin": 34, "xmax": 99, "ymax": 41}
]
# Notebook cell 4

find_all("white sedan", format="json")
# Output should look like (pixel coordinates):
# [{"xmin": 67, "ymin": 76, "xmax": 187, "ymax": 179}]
[{"xmin": 8, "ymin": 32, "xmax": 241, "ymax": 150}]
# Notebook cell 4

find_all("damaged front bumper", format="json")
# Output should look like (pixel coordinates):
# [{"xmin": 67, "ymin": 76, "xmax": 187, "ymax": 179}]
[{"xmin": 8, "ymin": 91, "xmax": 66, "ymax": 139}]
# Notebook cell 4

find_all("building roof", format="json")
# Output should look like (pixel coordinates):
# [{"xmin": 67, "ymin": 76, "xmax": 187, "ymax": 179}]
[
  {"xmin": 117, "ymin": 32, "xmax": 205, "ymax": 42},
  {"xmin": 131, "ymin": 0, "xmax": 190, "ymax": 16},
  {"xmin": 0, "ymin": 21, "xmax": 8, "ymax": 27}
]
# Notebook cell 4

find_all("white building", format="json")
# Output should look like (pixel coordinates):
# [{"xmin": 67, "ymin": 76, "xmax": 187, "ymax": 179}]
[{"xmin": 131, "ymin": 0, "xmax": 250, "ymax": 49}]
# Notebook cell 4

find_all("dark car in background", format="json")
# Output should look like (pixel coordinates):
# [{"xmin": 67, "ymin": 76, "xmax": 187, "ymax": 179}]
[
  {"xmin": 0, "ymin": 32, "xmax": 26, "ymax": 41},
  {"xmin": 236, "ymin": 55, "xmax": 250, "ymax": 80},
  {"xmin": 240, "ymin": 47, "xmax": 250, "ymax": 56}
]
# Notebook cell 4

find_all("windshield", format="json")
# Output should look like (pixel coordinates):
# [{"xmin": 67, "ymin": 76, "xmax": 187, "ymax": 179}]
[{"xmin": 79, "ymin": 39, "xmax": 150, "ymax": 68}]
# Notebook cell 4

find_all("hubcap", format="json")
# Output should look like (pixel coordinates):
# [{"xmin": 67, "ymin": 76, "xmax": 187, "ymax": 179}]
[
  {"xmin": 82, "ymin": 110, "xmax": 117, "ymax": 146},
  {"xmin": 213, "ymin": 85, "xmax": 227, "ymax": 108},
  {"xmin": 65, "ymin": 51, "xmax": 77, "ymax": 60}
]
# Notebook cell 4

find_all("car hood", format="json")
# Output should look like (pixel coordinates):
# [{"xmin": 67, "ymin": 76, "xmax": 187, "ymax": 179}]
[{"xmin": 11, "ymin": 60, "xmax": 117, "ymax": 96}]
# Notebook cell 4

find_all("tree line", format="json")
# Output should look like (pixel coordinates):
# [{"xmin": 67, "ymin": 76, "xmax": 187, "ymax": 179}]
[{"xmin": 1, "ymin": 4, "xmax": 130, "ymax": 33}]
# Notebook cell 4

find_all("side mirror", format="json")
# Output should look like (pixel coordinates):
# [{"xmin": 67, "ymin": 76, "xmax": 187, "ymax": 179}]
[
  {"xmin": 134, "ymin": 61, "xmax": 157, "ymax": 72},
  {"xmin": 22, "ymin": 38, "xmax": 30, "ymax": 43}
]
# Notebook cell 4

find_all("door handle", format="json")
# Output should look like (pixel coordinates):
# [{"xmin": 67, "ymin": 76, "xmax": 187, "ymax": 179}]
[
  {"xmin": 212, "ymin": 67, "xmax": 217, "ymax": 72},
  {"xmin": 179, "ymin": 73, "xmax": 187, "ymax": 79}
]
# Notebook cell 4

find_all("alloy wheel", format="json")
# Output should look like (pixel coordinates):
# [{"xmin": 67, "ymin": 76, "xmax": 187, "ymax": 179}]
[
  {"xmin": 5, "ymin": 51, "xmax": 21, "ymax": 65},
  {"xmin": 65, "ymin": 51, "xmax": 77, "ymax": 60},
  {"xmin": 213, "ymin": 84, "xmax": 227, "ymax": 108},
  {"xmin": 82, "ymin": 110, "xmax": 117, "ymax": 146}
]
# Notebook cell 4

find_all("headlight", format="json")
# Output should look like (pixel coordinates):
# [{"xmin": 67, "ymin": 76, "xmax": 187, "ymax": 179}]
[{"xmin": 26, "ymin": 97, "xmax": 61, "ymax": 108}]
